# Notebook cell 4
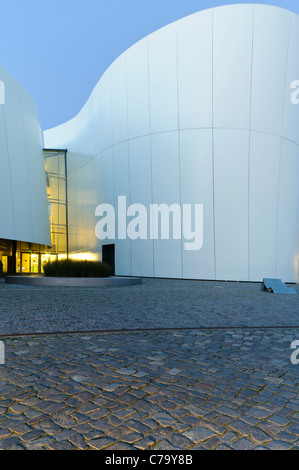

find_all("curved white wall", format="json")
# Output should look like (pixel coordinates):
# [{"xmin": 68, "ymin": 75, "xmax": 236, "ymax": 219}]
[
  {"xmin": 0, "ymin": 66, "xmax": 51, "ymax": 246},
  {"xmin": 44, "ymin": 4, "xmax": 299, "ymax": 282}
]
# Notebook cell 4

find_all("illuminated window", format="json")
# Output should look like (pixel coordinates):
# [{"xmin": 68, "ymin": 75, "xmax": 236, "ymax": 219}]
[
  {"xmin": 44, "ymin": 149, "xmax": 68, "ymax": 268},
  {"xmin": 13, "ymin": 150, "xmax": 69, "ymax": 275}
]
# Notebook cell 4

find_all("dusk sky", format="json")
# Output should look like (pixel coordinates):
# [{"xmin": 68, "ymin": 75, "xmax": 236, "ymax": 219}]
[{"xmin": 1, "ymin": 0, "xmax": 298, "ymax": 130}]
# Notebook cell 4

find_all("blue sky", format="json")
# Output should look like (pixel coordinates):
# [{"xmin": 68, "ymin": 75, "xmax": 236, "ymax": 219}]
[{"xmin": 0, "ymin": 0, "xmax": 298, "ymax": 130}]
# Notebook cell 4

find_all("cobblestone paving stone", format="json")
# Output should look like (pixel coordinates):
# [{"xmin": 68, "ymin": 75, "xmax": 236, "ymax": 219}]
[
  {"xmin": 0, "ymin": 278, "xmax": 298, "ymax": 450},
  {"xmin": 0, "ymin": 328, "xmax": 298, "ymax": 450},
  {"xmin": 0, "ymin": 278, "xmax": 298, "ymax": 335}
]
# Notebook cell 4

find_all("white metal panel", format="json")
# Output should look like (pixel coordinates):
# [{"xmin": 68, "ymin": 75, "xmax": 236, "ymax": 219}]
[
  {"xmin": 251, "ymin": 5, "xmax": 291, "ymax": 136},
  {"xmin": 100, "ymin": 147, "xmax": 114, "ymax": 206},
  {"xmin": 282, "ymin": 13, "xmax": 299, "ymax": 146},
  {"xmin": 248, "ymin": 132, "xmax": 280, "ymax": 281},
  {"xmin": 295, "ymin": 198, "xmax": 299, "ymax": 283},
  {"xmin": 44, "ymin": 124, "xmax": 67, "ymax": 150},
  {"xmin": 0, "ymin": 105, "xmax": 15, "ymax": 239},
  {"xmin": 129, "ymin": 136, "xmax": 154, "ymax": 277},
  {"xmin": 151, "ymin": 131, "xmax": 182, "ymax": 278},
  {"xmin": 42, "ymin": 5, "xmax": 299, "ymax": 283},
  {"xmin": 93, "ymin": 154, "xmax": 103, "ymax": 259},
  {"xmin": 21, "ymin": 88, "xmax": 51, "ymax": 246},
  {"xmin": 67, "ymin": 201, "xmax": 77, "ymax": 255},
  {"xmin": 64, "ymin": 117, "xmax": 80, "ymax": 151},
  {"xmin": 70, "ymin": 157, "xmax": 81, "ymax": 252},
  {"xmin": 67, "ymin": 153, "xmax": 100, "ymax": 258},
  {"xmin": 73, "ymin": 100, "xmax": 95, "ymax": 157},
  {"xmin": 83, "ymin": 158, "xmax": 98, "ymax": 255},
  {"xmin": 151, "ymin": 131, "xmax": 181, "ymax": 205},
  {"xmin": 126, "ymin": 39, "xmax": 151, "ymax": 140},
  {"xmin": 276, "ymin": 139, "xmax": 299, "ymax": 282},
  {"xmin": 148, "ymin": 23, "xmax": 178, "ymax": 134},
  {"xmin": 98, "ymin": 69, "xmax": 113, "ymax": 152},
  {"xmin": 110, "ymin": 55, "xmax": 128, "ymax": 146},
  {"xmin": 214, "ymin": 129, "xmax": 249, "ymax": 281},
  {"xmin": 96, "ymin": 148, "xmax": 115, "ymax": 263},
  {"xmin": 89, "ymin": 85, "xmax": 102, "ymax": 156},
  {"xmin": 113, "ymin": 141, "xmax": 132, "ymax": 276},
  {"xmin": 113, "ymin": 142, "xmax": 130, "ymax": 207},
  {"xmin": 179, "ymin": 129, "xmax": 215, "ymax": 279},
  {"xmin": 213, "ymin": 4, "xmax": 254, "ymax": 130},
  {"xmin": 0, "ymin": 65, "xmax": 51, "ymax": 246},
  {"xmin": 4, "ymin": 82, "xmax": 33, "ymax": 243},
  {"xmin": 177, "ymin": 9, "xmax": 213, "ymax": 130},
  {"xmin": 67, "ymin": 156, "xmax": 77, "ymax": 256}
]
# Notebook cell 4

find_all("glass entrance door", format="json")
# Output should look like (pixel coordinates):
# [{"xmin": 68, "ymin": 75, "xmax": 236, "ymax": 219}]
[
  {"xmin": 21, "ymin": 253, "xmax": 30, "ymax": 273},
  {"xmin": 31, "ymin": 254, "xmax": 39, "ymax": 273},
  {"xmin": 1, "ymin": 256, "xmax": 8, "ymax": 273}
]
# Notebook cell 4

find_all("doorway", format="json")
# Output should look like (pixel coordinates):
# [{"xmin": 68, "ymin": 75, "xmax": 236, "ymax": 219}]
[
  {"xmin": 102, "ymin": 244, "xmax": 115, "ymax": 276},
  {"xmin": 1, "ymin": 256, "xmax": 8, "ymax": 273},
  {"xmin": 21, "ymin": 253, "xmax": 30, "ymax": 273}
]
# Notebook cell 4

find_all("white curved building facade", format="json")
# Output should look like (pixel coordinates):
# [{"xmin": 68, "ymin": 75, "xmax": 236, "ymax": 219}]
[
  {"xmin": 0, "ymin": 65, "xmax": 51, "ymax": 272},
  {"xmin": 41, "ymin": 3, "xmax": 299, "ymax": 282}
]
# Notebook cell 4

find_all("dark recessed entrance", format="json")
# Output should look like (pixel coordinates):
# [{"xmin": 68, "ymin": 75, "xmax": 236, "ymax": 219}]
[{"xmin": 102, "ymin": 244, "xmax": 115, "ymax": 276}]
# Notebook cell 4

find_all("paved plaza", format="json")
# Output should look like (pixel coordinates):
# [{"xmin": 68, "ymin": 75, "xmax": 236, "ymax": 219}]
[{"xmin": 0, "ymin": 278, "xmax": 298, "ymax": 450}]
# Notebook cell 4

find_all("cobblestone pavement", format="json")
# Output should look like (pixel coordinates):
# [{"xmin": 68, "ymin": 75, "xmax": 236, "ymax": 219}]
[
  {"xmin": 0, "ymin": 279, "xmax": 298, "ymax": 450},
  {"xmin": 0, "ymin": 328, "xmax": 298, "ymax": 450},
  {"xmin": 0, "ymin": 278, "xmax": 298, "ymax": 335}
]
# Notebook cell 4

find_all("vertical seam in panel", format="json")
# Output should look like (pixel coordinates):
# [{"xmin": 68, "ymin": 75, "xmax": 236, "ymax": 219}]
[
  {"xmin": 147, "ymin": 37, "xmax": 155, "ymax": 278},
  {"xmin": 212, "ymin": 8, "xmax": 216, "ymax": 280},
  {"xmin": 275, "ymin": 13, "xmax": 292, "ymax": 278},
  {"xmin": 125, "ymin": 54, "xmax": 133, "ymax": 276},
  {"xmin": 108, "ymin": 68, "xmax": 115, "ymax": 212},
  {"xmin": 295, "ymin": 186, "xmax": 299, "ymax": 282},
  {"xmin": 109, "ymin": 69, "xmax": 117, "ymax": 270},
  {"xmin": 248, "ymin": 5, "xmax": 255, "ymax": 282},
  {"xmin": 111, "ymin": 144, "xmax": 116, "ymax": 259},
  {"xmin": 100, "ymin": 150, "xmax": 103, "ymax": 261},
  {"xmin": 2, "ymin": 105, "xmax": 16, "ymax": 239},
  {"xmin": 20, "ymin": 91, "xmax": 34, "ymax": 242},
  {"xmin": 176, "ymin": 22, "xmax": 184, "ymax": 279},
  {"xmin": 72, "ymin": 173, "xmax": 76, "ymax": 255},
  {"xmin": 280, "ymin": 14, "xmax": 292, "ymax": 144}
]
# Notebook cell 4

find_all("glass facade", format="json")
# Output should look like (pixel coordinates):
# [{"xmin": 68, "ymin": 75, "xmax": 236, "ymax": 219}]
[
  {"xmin": 15, "ymin": 241, "xmax": 53, "ymax": 274},
  {"xmin": 44, "ymin": 149, "xmax": 68, "ymax": 265},
  {"xmin": 0, "ymin": 239, "xmax": 16, "ymax": 274}
]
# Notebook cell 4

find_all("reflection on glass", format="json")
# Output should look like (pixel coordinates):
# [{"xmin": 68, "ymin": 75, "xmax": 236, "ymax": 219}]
[
  {"xmin": 59, "ymin": 179, "xmax": 66, "ymax": 201},
  {"xmin": 44, "ymin": 149, "xmax": 68, "ymax": 259},
  {"xmin": 31, "ymin": 254, "xmax": 39, "ymax": 273},
  {"xmin": 16, "ymin": 252, "xmax": 21, "ymax": 273},
  {"xmin": 59, "ymin": 205, "xmax": 66, "ymax": 226},
  {"xmin": 41, "ymin": 254, "xmax": 58, "ymax": 273},
  {"xmin": 21, "ymin": 253, "xmax": 30, "ymax": 273},
  {"xmin": 1, "ymin": 256, "xmax": 7, "ymax": 273}
]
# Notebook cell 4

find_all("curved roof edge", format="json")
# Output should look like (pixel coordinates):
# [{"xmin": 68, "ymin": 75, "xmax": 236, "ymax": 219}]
[{"xmin": 44, "ymin": 3, "xmax": 298, "ymax": 134}]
